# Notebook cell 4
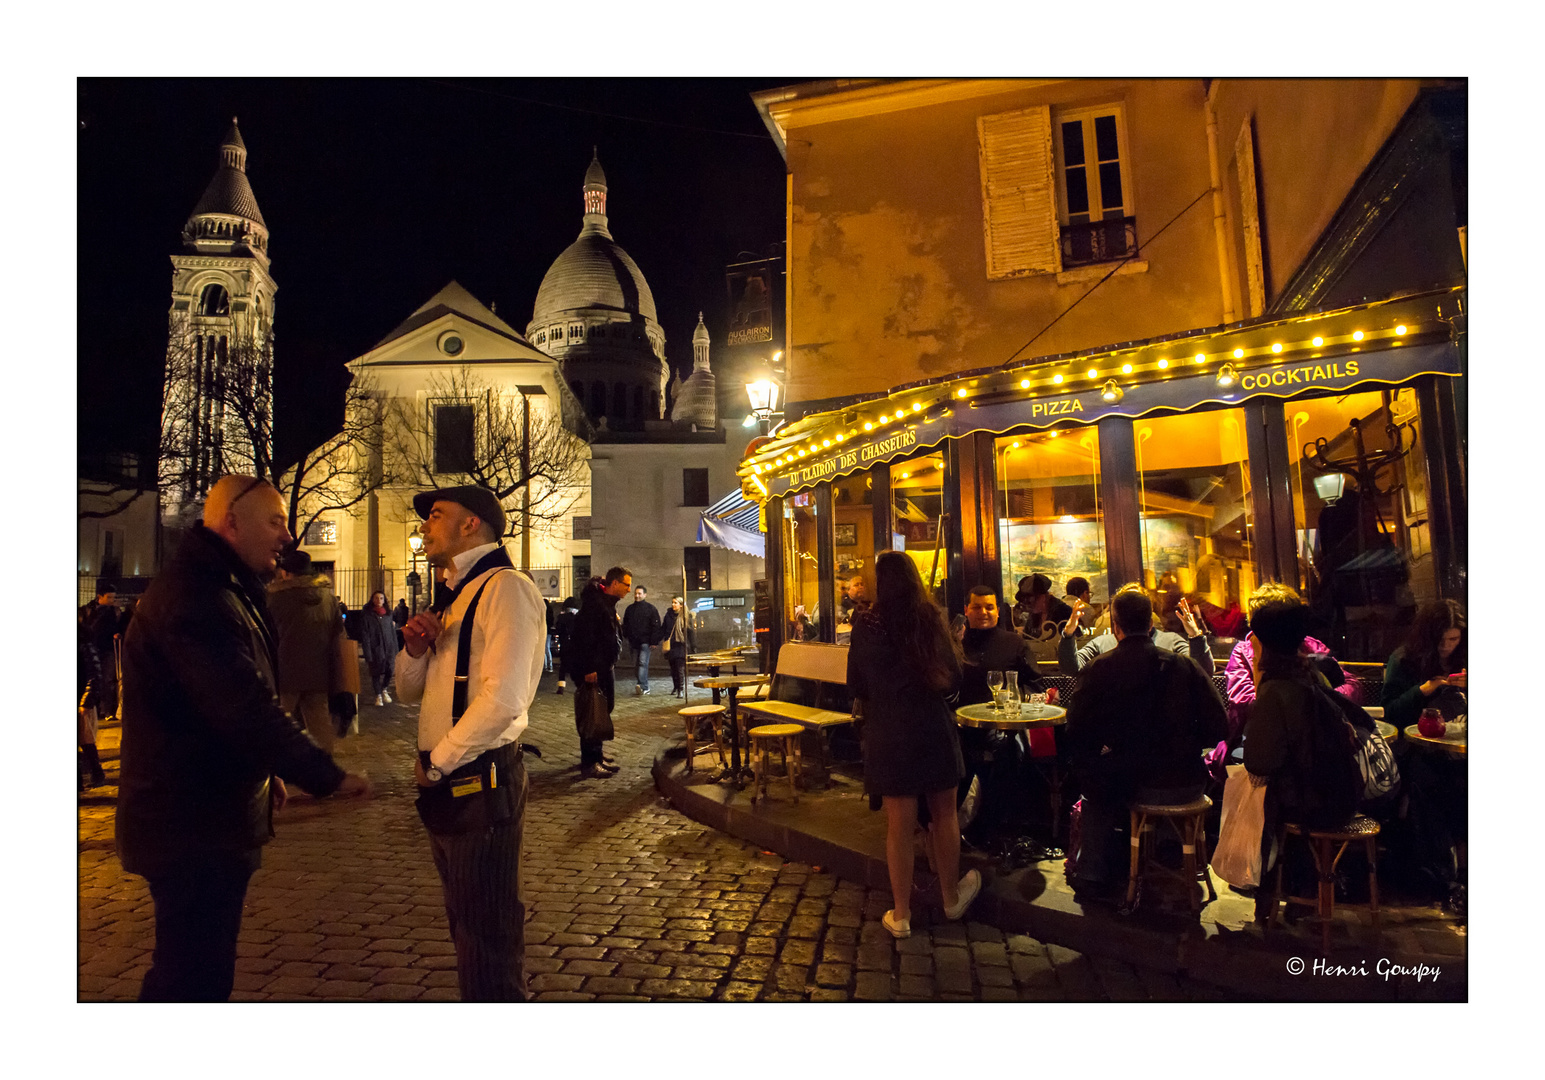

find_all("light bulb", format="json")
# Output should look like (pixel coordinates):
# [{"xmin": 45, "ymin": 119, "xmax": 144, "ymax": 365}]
[
  {"xmin": 1020, "ymin": 379, "xmax": 1031, "ymax": 389},
  {"xmin": 863, "ymin": 422, "xmax": 873, "ymax": 431},
  {"xmin": 1233, "ymin": 348, "xmax": 1244, "ymax": 359},
  {"xmin": 956, "ymin": 388, "xmax": 969, "ymax": 398},
  {"xmin": 1312, "ymin": 336, "xmax": 1324, "ymax": 347},
  {"xmin": 912, "ymin": 402, "xmax": 922, "ymax": 412},
  {"xmin": 1157, "ymin": 359, "xmax": 1169, "ymax": 369},
  {"xmin": 834, "ymin": 432, "xmax": 844, "ymax": 442},
  {"xmin": 1271, "ymin": 343, "xmax": 1283, "ymax": 354},
  {"xmin": 1353, "ymin": 330, "xmax": 1364, "ymax": 341},
  {"xmin": 1195, "ymin": 353, "xmax": 1206, "ymax": 364},
  {"xmin": 1396, "ymin": 325, "xmax": 1407, "ymax": 335},
  {"xmin": 1052, "ymin": 373, "xmax": 1064, "ymax": 384},
  {"xmin": 1086, "ymin": 368, "xmax": 1098, "ymax": 379},
  {"xmin": 1121, "ymin": 363, "xmax": 1132, "ymax": 374}
]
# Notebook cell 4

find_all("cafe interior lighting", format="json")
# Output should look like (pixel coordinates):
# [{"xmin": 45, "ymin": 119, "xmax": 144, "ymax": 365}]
[
  {"xmin": 1312, "ymin": 472, "xmax": 1348, "ymax": 505},
  {"xmin": 1100, "ymin": 379, "xmax": 1123, "ymax": 403},
  {"xmin": 1217, "ymin": 363, "xmax": 1238, "ymax": 387}
]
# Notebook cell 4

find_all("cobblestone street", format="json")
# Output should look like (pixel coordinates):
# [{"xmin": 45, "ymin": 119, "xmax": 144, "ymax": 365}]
[{"xmin": 80, "ymin": 670, "xmax": 1233, "ymax": 1002}]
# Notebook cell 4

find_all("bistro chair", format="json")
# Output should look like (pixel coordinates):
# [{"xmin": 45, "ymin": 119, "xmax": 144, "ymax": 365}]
[
  {"xmin": 1126, "ymin": 795, "xmax": 1216, "ymax": 915},
  {"xmin": 678, "ymin": 704, "xmax": 727, "ymax": 773},
  {"xmin": 1265, "ymin": 816, "xmax": 1382, "ymax": 954},
  {"xmin": 748, "ymin": 723, "xmax": 804, "ymax": 804}
]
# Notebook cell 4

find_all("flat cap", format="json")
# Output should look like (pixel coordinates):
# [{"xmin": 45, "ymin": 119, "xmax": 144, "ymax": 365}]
[{"xmin": 412, "ymin": 485, "xmax": 507, "ymax": 538}]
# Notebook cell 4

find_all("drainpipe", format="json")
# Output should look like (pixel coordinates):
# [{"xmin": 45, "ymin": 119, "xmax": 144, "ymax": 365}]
[{"xmin": 1205, "ymin": 79, "xmax": 1238, "ymax": 324}]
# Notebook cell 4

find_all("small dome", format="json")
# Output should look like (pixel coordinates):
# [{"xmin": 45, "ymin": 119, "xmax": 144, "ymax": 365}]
[
  {"xmin": 692, "ymin": 311, "xmax": 710, "ymax": 346},
  {"xmin": 584, "ymin": 148, "xmax": 607, "ymax": 191}
]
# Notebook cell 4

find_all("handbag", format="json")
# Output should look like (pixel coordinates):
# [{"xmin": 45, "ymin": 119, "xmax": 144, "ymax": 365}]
[
  {"xmin": 575, "ymin": 683, "xmax": 615, "ymax": 742},
  {"xmin": 332, "ymin": 633, "xmax": 361, "ymax": 696},
  {"xmin": 1212, "ymin": 764, "xmax": 1268, "ymax": 888}
]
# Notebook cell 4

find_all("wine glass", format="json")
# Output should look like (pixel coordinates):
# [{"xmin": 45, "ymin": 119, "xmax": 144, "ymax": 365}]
[{"xmin": 987, "ymin": 670, "xmax": 1004, "ymax": 712}]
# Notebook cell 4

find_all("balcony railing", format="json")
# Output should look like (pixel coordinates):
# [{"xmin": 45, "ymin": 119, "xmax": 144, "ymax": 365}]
[{"xmin": 1060, "ymin": 216, "xmax": 1139, "ymax": 269}]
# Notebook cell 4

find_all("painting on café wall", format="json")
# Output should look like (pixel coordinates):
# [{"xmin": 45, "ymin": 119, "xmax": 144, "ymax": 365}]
[
  {"xmin": 1139, "ymin": 516, "xmax": 1194, "ymax": 574},
  {"xmin": 1001, "ymin": 520, "xmax": 1107, "ymax": 581}
]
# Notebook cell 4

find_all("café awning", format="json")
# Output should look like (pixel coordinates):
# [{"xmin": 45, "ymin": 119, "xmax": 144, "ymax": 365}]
[
  {"xmin": 740, "ymin": 286, "xmax": 1465, "ymax": 501},
  {"xmin": 698, "ymin": 489, "xmax": 764, "ymax": 558}
]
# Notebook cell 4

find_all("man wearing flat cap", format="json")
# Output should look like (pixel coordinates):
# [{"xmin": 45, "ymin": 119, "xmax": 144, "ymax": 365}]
[{"xmin": 395, "ymin": 485, "xmax": 546, "ymax": 1001}]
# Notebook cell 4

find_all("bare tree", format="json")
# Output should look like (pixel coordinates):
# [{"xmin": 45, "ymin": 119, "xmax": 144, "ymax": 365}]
[
  {"xmin": 385, "ymin": 365, "xmax": 589, "ymax": 540},
  {"xmin": 153, "ymin": 312, "xmax": 389, "ymax": 536}
]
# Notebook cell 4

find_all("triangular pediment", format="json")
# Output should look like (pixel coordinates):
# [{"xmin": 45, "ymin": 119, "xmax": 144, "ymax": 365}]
[{"xmin": 358, "ymin": 281, "xmax": 554, "ymax": 367}]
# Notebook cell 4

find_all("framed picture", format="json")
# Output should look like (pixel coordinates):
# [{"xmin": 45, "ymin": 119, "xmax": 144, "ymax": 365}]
[{"xmin": 834, "ymin": 523, "xmax": 858, "ymax": 547}]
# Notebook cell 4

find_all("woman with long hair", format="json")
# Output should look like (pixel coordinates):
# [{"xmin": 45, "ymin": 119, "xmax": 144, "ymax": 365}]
[
  {"xmin": 1382, "ymin": 599, "xmax": 1467, "ymax": 729},
  {"xmin": 847, "ymin": 551, "xmax": 979, "ymax": 937},
  {"xmin": 359, "ymin": 590, "xmax": 399, "ymax": 707},
  {"xmin": 1383, "ymin": 599, "xmax": 1468, "ymax": 913}
]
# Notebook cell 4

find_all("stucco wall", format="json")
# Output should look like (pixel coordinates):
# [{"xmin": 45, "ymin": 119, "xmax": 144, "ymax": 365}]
[
  {"xmin": 1209, "ymin": 78, "xmax": 1425, "ymax": 309},
  {"xmin": 782, "ymin": 78, "xmax": 1223, "ymax": 406}
]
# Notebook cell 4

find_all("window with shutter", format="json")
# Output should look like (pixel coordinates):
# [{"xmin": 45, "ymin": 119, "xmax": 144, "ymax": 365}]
[{"xmin": 978, "ymin": 106, "xmax": 1062, "ymax": 279}]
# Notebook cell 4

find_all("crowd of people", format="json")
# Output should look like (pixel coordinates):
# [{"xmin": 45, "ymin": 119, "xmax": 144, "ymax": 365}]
[{"xmin": 840, "ymin": 563, "xmax": 1468, "ymax": 921}]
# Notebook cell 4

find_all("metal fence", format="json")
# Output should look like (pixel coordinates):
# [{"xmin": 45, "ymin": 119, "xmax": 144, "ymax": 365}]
[{"xmin": 329, "ymin": 569, "xmax": 398, "ymax": 610}]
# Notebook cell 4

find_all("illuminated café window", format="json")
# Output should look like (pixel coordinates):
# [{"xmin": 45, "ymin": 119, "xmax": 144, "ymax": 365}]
[
  {"xmin": 996, "ymin": 427, "xmax": 1105, "ymax": 645},
  {"xmin": 890, "ymin": 451, "xmax": 948, "ymax": 605},
  {"xmin": 831, "ymin": 471, "xmax": 875, "ymax": 643},
  {"xmin": 304, "ymin": 518, "xmax": 338, "ymax": 546},
  {"xmin": 1287, "ymin": 387, "xmax": 1433, "ymax": 663},
  {"xmin": 780, "ymin": 491, "xmax": 823, "ymax": 642},
  {"xmin": 1134, "ymin": 409, "xmax": 1254, "ymax": 640}
]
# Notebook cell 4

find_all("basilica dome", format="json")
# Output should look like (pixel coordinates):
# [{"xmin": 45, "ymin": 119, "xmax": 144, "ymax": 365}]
[{"xmin": 532, "ymin": 232, "xmax": 658, "ymax": 324}]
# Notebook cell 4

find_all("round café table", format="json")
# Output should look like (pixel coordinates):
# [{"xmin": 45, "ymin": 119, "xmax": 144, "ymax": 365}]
[
  {"xmin": 954, "ymin": 702, "xmax": 1069, "ymax": 854},
  {"xmin": 1403, "ymin": 724, "xmax": 1466, "ymax": 757},
  {"xmin": 1376, "ymin": 720, "xmax": 1398, "ymax": 744},
  {"xmin": 695, "ymin": 674, "xmax": 772, "ymax": 788},
  {"xmin": 685, "ymin": 652, "xmax": 747, "ymax": 705}
]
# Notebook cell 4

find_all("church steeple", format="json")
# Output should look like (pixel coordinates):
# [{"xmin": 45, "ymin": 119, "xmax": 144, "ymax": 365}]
[
  {"xmin": 581, "ymin": 147, "xmax": 611, "ymax": 237},
  {"xmin": 692, "ymin": 312, "xmax": 711, "ymax": 373},
  {"xmin": 183, "ymin": 116, "xmax": 269, "ymax": 263}
]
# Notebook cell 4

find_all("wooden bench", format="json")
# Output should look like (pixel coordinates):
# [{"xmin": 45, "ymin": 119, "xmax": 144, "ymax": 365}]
[{"xmin": 739, "ymin": 642, "xmax": 855, "ymax": 787}]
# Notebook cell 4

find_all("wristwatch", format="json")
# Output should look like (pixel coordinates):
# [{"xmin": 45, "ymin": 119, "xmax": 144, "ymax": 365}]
[{"xmin": 419, "ymin": 750, "xmax": 442, "ymax": 784}]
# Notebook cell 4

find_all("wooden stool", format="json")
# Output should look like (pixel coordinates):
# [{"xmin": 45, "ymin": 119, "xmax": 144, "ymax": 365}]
[
  {"xmin": 678, "ymin": 705, "xmax": 727, "ymax": 773},
  {"xmin": 1268, "ymin": 815, "xmax": 1381, "ymax": 953},
  {"xmin": 748, "ymin": 723, "xmax": 803, "ymax": 803},
  {"xmin": 1127, "ymin": 795, "xmax": 1216, "ymax": 914}
]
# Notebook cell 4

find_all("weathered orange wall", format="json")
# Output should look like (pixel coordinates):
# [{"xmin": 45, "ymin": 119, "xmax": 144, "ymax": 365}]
[
  {"xmin": 1209, "ymin": 79, "xmax": 1425, "ymax": 309},
  {"xmin": 783, "ymin": 79, "xmax": 1222, "ymax": 407}
]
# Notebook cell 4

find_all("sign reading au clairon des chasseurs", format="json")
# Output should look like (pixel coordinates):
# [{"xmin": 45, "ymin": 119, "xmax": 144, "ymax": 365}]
[{"xmin": 754, "ymin": 340, "xmax": 1460, "ymax": 498}]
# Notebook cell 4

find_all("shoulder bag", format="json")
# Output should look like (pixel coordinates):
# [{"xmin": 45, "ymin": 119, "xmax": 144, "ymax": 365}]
[{"xmin": 575, "ymin": 683, "xmax": 615, "ymax": 742}]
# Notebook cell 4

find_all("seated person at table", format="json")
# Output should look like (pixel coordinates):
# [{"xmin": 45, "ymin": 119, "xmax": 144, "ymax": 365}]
[
  {"xmin": 1382, "ymin": 599, "xmax": 1468, "ymax": 914},
  {"xmin": 1012, "ymin": 574, "xmax": 1072, "ymax": 641},
  {"xmin": 1062, "ymin": 577, "xmax": 1099, "ymax": 633},
  {"xmin": 836, "ymin": 575, "xmax": 869, "ymax": 644},
  {"xmin": 1223, "ymin": 582, "xmax": 1353, "ymax": 746},
  {"xmin": 1064, "ymin": 590, "xmax": 1228, "ymax": 902},
  {"xmin": 946, "ymin": 587, "xmax": 1050, "ymax": 840},
  {"xmin": 1058, "ymin": 583, "xmax": 1210, "ymax": 676},
  {"xmin": 1240, "ymin": 592, "xmax": 1364, "ymax": 915},
  {"xmin": 1382, "ymin": 599, "xmax": 1467, "ymax": 729}
]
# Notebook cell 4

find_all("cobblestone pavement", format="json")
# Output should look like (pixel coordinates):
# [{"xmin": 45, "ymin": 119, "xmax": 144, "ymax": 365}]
[{"xmin": 80, "ymin": 670, "xmax": 1231, "ymax": 1002}]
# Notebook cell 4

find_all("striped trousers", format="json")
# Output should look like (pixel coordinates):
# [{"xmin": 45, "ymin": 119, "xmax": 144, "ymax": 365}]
[{"xmin": 425, "ymin": 760, "xmax": 529, "ymax": 1001}]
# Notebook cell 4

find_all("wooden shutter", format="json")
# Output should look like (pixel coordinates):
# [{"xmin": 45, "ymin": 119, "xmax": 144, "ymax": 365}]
[
  {"xmin": 978, "ymin": 106, "xmax": 1061, "ymax": 279},
  {"xmin": 1236, "ymin": 116, "xmax": 1267, "ymax": 317}
]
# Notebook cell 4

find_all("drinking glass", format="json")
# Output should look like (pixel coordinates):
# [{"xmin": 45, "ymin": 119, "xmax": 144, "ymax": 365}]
[{"xmin": 987, "ymin": 670, "xmax": 1004, "ymax": 712}]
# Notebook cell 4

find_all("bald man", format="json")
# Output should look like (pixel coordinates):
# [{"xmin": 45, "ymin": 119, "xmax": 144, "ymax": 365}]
[{"xmin": 117, "ymin": 475, "xmax": 370, "ymax": 1001}]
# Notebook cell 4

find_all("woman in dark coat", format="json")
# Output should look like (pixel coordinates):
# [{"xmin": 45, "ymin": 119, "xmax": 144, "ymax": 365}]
[
  {"xmin": 659, "ymin": 596, "xmax": 696, "ymax": 697},
  {"xmin": 847, "ymin": 551, "xmax": 978, "ymax": 938},
  {"xmin": 358, "ymin": 591, "xmax": 398, "ymax": 706}
]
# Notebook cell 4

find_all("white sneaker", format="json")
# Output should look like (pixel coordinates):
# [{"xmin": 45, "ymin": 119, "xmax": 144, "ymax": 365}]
[
  {"xmin": 382, "ymin": 689, "xmax": 392, "ymax": 704},
  {"xmin": 375, "ymin": 693, "xmax": 385, "ymax": 707}
]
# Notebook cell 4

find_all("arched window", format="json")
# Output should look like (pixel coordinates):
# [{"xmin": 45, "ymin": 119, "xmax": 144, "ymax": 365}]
[
  {"xmin": 612, "ymin": 383, "xmax": 627, "ymax": 417},
  {"xmin": 198, "ymin": 284, "xmax": 230, "ymax": 317},
  {"xmin": 590, "ymin": 382, "xmax": 606, "ymax": 418}
]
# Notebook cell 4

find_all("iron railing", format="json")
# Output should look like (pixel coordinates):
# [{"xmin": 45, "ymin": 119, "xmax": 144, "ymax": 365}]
[{"xmin": 1060, "ymin": 215, "xmax": 1139, "ymax": 269}]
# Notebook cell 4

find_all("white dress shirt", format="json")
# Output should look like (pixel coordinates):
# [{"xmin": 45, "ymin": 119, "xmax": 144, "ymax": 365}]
[{"xmin": 395, "ymin": 546, "xmax": 546, "ymax": 774}]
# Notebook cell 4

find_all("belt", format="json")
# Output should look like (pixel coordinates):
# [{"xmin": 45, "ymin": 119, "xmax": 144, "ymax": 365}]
[{"xmin": 419, "ymin": 741, "xmax": 523, "ymax": 781}]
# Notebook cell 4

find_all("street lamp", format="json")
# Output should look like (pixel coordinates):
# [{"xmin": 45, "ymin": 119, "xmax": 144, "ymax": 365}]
[
  {"xmin": 745, "ymin": 351, "xmax": 784, "ymax": 434},
  {"xmin": 407, "ymin": 527, "xmax": 424, "ymax": 613}
]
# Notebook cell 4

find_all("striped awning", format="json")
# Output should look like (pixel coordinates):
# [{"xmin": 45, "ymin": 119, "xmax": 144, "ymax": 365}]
[{"xmin": 698, "ymin": 489, "xmax": 764, "ymax": 557}]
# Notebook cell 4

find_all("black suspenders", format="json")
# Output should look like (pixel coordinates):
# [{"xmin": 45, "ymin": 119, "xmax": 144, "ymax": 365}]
[{"xmin": 450, "ymin": 569, "xmax": 509, "ymax": 726}]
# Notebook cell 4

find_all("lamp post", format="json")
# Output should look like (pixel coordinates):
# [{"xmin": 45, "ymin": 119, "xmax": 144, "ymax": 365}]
[{"xmin": 407, "ymin": 528, "xmax": 424, "ymax": 615}]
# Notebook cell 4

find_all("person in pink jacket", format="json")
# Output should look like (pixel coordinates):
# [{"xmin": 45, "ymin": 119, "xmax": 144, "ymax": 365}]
[{"xmin": 1221, "ymin": 583, "xmax": 1355, "ymax": 744}]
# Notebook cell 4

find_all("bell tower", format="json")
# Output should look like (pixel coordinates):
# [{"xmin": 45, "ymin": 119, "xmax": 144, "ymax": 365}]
[{"xmin": 161, "ymin": 118, "xmax": 277, "ymax": 525}]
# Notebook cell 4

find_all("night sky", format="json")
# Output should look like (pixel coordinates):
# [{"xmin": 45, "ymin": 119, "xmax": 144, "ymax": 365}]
[{"xmin": 77, "ymin": 77, "xmax": 792, "ymax": 470}]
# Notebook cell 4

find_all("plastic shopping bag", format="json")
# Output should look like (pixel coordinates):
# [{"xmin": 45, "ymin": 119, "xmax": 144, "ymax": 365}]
[{"xmin": 1211, "ymin": 764, "xmax": 1268, "ymax": 888}]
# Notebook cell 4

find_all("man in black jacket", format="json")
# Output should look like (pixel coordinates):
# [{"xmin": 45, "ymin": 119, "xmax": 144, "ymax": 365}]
[
  {"xmin": 1063, "ymin": 589, "xmax": 1227, "ymax": 901},
  {"xmin": 116, "ymin": 476, "xmax": 371, "ymax": 1001},
  {"xmin": 620, "ymin": 584, "xmax": 661, "ymax": 696},
  {"xmin": 567, "ymin": 568, "xmax": 631, "ymax": 777}
]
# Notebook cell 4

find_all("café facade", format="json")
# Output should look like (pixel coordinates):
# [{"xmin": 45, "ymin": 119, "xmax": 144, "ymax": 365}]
[{"xmin": 741, "ymin": 285, "xmax": 1466, "ymax": 666}]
